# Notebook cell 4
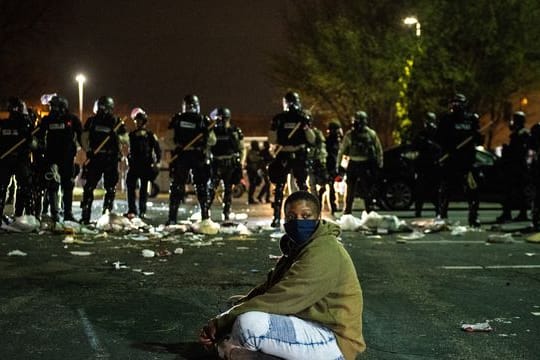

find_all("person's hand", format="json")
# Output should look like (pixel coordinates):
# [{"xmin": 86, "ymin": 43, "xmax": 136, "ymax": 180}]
[{"xmin": 199, "ymin": 320, "xmax": 217, "ymax": 349}]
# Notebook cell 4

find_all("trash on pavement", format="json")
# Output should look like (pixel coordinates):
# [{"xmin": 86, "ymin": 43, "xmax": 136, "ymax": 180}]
[
  {"xmin": 486, "ymin": 233, "xmax": 515, "ymax": 244},
  {"xmin": 410, "ymin": 218, "xmax": 447, "ymax": 233},
  {"xmin": 1, "ymin": 215, "xmax": 40, "ymax": 233},
  {"xmin": 191, "ymin": 219, "xmax": 220, "ymax": 235},
  {"xmin": 112, "ymin": 261, "xmax": 128, "ymax": 270},
  {"xmin": 219, "ymin": 222, "xmax": 251, "ymax": 235},
  {"xmin": 7, "ymin": 250, "xmax": 27, "ymax": 256},
  {"xmin": 526, "ymin": 232, "xmax": 540, "ymax": 243},
  {"xmin": 450, "ymin": 225, "xmax": 469, "ymax": 236},
  {"xmin": 69, "ymin": 251, "xmax": 92, "ymax": 256},
  {"xmin": 95, "ymin": 212, "xmax": 149, "ymax": 232},
  {"xmin": 398, "ymin": 230, "xmax": 425, "ymax": 240},
  {"xmin": 461, "ymin": 321, "xmax": 493, "ymax": 332},
  {"xmin": 141, "ymin": 249, "xmax": 155, "ymax": 258},
  {"xmin": 174, "ymin": 247, "xmax": 184, "ymax": 255},
  {"xmin": 525, "ymin": 253, "xmax": 536, "ymax": 257},
  {"xmin": 336, "ymin": 214, "xmax": 363, "ymax": 231}
]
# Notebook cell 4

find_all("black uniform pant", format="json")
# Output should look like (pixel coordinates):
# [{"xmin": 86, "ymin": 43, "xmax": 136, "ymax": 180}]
[
  {"xmin": 81, "ymin": 153, "xmax": 119, "ymax": 222},
  {"xmin": 438, "ymin": 165, "xmax": 479, "ymax": 224},
  {"xmin": 414, "ymin": 165, "xmax": 440, "ymax": 217},
  {"xmin": 500, "ymin": 164, "xmax": 529, "ymax": 218},
  {"xmin": 307, "ymin": 159, "xmax": 328, "ymax": 206},
  {"xmin": 46, "ymin": 156, "xmax": 76, "ymax": 221},
  {"xmin": 169, "ymin": 150, "xmax": 211, "ymax": 222},
  {"xmin": 270, "ymin": 150, "xmax": 308, "ymax": 221},
  {"xmin": 209, "ymin": 158, "xmax": 239, "ymax": 217},
  {"xmin": 0, "ymin": 157, "xmax": 33, "ymax": 218},
  {"xmin": 344, "ymin": 160, "xmax": 377, "ymax": 214},
  {"xmin": 126, "ymin": 164, "xmax": 152, "ymax": 216}
]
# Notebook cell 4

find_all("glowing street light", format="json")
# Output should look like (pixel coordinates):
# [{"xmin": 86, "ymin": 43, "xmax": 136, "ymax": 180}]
[
  {"xmin": 403, "ymin": 16, "xmax": 421, "ymax": 37},
  {"xmin": 75, "ymin": 73, "xmax": 86, "ymax": 120}
]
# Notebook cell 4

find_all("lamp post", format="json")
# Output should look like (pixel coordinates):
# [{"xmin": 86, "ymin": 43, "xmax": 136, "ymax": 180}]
[
  {"xmin": 403, "ymin": 16, "xmax": 421, "ymax": 37},
  {"xmin": 75, "ymin": 74, "xmax": 86, "ymax": 120}
]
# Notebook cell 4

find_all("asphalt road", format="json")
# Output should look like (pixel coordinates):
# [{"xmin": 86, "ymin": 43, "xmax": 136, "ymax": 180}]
[{"xmin": 0, "ymin": 197, "xmax": 539, "ymax": 360}]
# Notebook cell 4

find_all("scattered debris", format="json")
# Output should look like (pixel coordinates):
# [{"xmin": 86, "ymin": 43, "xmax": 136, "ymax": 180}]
[
  {"xmin": 112, "ymin": 261, "xmax": 128, "ymax": 270},
  {"xmin": 526, "ymin": 233, "xmax": 540, "ymax": 243},
  {"xmin": 174, "ymin": 248, "xmax": 184, "ymax": 255},
  {"xmin": 337, "ymin": 211, "xmax": 407, "ymax": 232},
  {"xmin": 220, "ymin": 222, "xmax": 251, "ymax": 235},
  {"xmin": 7, "ymin": 250, "xmax": 27, "ymax": 256},
  {"xmin": 1, "ymin": 215, "xmax": 40, "ymax": 233},
  {"xmin": 398, "ymin": 230, "xmax": 425, "ymax": 240},
  {"xmin": 410, "ymin": 218, "xmax": 447, "ymax": 233},
  {"xmin": 191, "ymin": 219, "xmax": 220, "ymax": 235},
  {"xmin": 487, "ymin": 233, "xmax": 515, "ymax": 244},
  {"xmin": 69, "ymin": 251, "xmax": 92, "ymax": 256},
  {"xmin": 141, "ymin": 249, "xmax": 155, "ymax": 258},
  {"xmin": 461, "ymin": 321, "xmax": 493, "ymax": 332}
]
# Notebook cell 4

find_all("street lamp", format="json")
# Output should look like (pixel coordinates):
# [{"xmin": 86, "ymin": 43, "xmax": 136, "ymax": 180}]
[
  {"xmin": 403, "ymin": 16, "xmax": 421, "ymax": 37},
  {"xmin": 75, "ymin": 73, "xmax": 86, "ymax": 120}
]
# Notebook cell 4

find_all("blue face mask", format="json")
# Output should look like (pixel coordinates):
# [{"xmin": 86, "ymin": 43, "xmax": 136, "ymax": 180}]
[{"xmin": 283, "ymin": 219, "xmax": 319, "ymax": 249}]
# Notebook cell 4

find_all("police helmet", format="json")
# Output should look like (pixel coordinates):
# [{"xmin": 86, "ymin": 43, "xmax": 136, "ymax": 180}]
[
  {"xmin": 182, "ymin": 94, "xmax": 200, "ymax": 114},
  {"xmin": 511, "ymin": 111, "xmax": 526, "ymax": 130},
  {"xmin": 449, "ymin": 93, "xmax": 467, "ymax": 113},
  {"xmin": 352, "ymin": 111, "xmax": 368, "ymax": 130},
  {"xmin": 283, "ymin": 91, "xmax": 302, "ymax": 111},
  {"xmin": 7, "ymin": 97, "xmax": 28, "ymax": 115},
  {"xmin": 97, "ymin": 96, "xmax": 114, "ymax": 114},
  {"xmin": 49, "ymin": 95, "xmax": 69, "ymax": 113},
  {"xmin": 131, "ymin": 107, "xmax": 148, "ymax": 126},
  {"xmin": 424, "ymin": 111, "xmax": 437, "ymax": 129},
  {"xmin": 217, "ymin": 107, "xmax": 231, "ymax": 120}
]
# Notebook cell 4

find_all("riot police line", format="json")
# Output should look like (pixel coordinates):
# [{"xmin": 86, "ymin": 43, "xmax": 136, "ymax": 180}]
[{"xmin": 1, "ymin": 92, "xmax": 539, "ymax": 229}]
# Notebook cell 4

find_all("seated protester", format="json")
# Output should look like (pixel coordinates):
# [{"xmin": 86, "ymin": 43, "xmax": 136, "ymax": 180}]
[{"xmin": 199, "ymin": 191, "xmax": 365, "ymax": 360}]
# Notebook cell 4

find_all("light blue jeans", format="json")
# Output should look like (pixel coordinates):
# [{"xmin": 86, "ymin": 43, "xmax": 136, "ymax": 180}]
[{"xmin": 229, "ymin": 311, "xmax": 345, "ymax": 360}]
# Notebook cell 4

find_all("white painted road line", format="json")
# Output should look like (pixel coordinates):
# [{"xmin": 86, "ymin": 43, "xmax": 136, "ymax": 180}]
[
  {"xmin": 77, "ymin": 308, "xmax": 110, "ymax": 359},
  {"xmin": 441, "ymin": 265, "xmax": 540, "ymax": 270}
]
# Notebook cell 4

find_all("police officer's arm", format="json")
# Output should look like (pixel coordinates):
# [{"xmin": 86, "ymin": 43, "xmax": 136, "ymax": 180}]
[
  {"xmin": 337, "ymin": 132, "xmax": 351, "ymax": 166},
  {"xmin": 81, "ymin": 118, "xmax": 92, "ymax": 152},
  {"xmin": 268, "ymin": 117, "xmax": 278, "ymax": 144},
  {"xmin": 117, "ymin": 118, "xmax": 129, "ymax": 145},
  {"xmin": 373, "ymin": 131, "xmax": 384, "ymax": 168},
  {"xmin": 73, "ymin": 116, "xmax": 83, "ymax": 149},
  {"xmin": 236, "ymin": 128, "xmax": 246, "ymax": 162},
  {"xmin": 151, "ymin": 133, "xmax": 162, "ymax": 163},
  {"xmin": 303, "ymin": 114, "xmax": 316, "ymax": 145}
]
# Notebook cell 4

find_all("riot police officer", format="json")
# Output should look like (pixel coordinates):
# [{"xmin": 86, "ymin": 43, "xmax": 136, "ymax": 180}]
[
  {"xmin": 0, "ymin": 97, "xmax": 35, "ymax": 221},
  {"xmin": 324, "ymin": 121, "xmax": 343, "ymax": 214},
  {"xmin": 268, "ymin": 91, "xmax": 315, "ymax": 227},
  {"xmin": 125, "ymin": 107, "xmax": 161, "ymax": 219},
  {"xmin": 435, "ymin": 94, "xmax": 482, "ymax": 227},
  {"xmin": 207, "ymin": 107, "xmax": 244, "ymax": 220},
  {"xmin": 168, "ymin": 94, "xmax": 216, "ymax": 224},
  {"xmin": 411, "ymin": 112, "xmax": 441, "ymax": 217},
  {"xmin": 529, "ymin": 122, "xmax": 540, "ymax": 229},
  {"xmin": 80, "ymin": 96, "xmax": 127, "ymax": 224},
  {"xmin": 37, "ymin": 95, "xmax": 82, "ymax": 222},
  {"xmin": 338, "ymin": 111, "xmax": 383, "ymax": 215},
  {"xmin": 497, "ymin": 111, "xmax": 531, "ymax": 223}
]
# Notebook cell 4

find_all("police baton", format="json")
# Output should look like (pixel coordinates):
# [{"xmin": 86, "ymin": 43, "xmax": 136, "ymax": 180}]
[
  {"xmin": 83, "ymin": 117, "xmax": 125, "ymax": 166},
  {"xmin": 169, "ymin": 120, "xmax": 217, "ymax": 163},
  {"xmin": 0, "ymin": 126, "xmax": 40, "ymax": 160},
  {"xmin": 438, "ymin": 121, "xmax": 494, "ymax": 164}
]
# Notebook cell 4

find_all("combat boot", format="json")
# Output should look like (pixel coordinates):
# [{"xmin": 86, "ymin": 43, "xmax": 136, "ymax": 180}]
[{"xmin": 102, "ymin": 188, "xmax": 116, "ymax": 214}]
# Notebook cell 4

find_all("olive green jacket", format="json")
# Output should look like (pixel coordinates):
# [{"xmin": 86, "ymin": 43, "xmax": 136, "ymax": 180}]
[{"xmin": 213, "ymin": 220, "xmax": 365, "ymax": 359}]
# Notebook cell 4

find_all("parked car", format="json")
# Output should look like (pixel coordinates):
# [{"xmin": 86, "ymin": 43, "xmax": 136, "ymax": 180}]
[{"xmin": 375, "ymin": 144, "xmax": 534, "ymax": 211}]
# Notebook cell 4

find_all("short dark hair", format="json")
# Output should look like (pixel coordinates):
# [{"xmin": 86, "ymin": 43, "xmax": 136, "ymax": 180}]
[{"xmin": 284, "ymin": 191, "xmax": 321, "ymax": 216}]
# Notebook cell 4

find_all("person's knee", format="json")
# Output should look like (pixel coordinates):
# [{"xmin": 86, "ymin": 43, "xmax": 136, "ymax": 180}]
[{"xmin": 233, "ymin": 311, "xmax": 269, "ymax": 346}]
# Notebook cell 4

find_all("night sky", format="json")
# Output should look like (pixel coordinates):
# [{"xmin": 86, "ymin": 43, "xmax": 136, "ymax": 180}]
[{"xmin": 46, "ymin": 0, "xmax": 288, "ymax": 117}]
